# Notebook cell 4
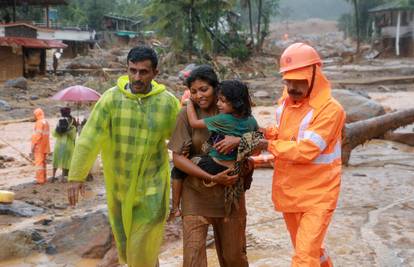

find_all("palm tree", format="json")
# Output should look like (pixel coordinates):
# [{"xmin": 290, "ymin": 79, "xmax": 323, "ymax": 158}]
[{"xmin": 145, "ymin": 0, "xmax": 235, "ymax": 59}]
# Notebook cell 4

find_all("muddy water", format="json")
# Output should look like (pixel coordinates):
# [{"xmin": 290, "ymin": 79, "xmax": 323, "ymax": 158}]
[{"xmin": 0, "ymin": 253, "xmax": 100, "ymax": 267}]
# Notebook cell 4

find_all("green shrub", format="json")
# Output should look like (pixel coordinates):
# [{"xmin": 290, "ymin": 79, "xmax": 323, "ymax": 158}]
[{"xmin": 228, "ymin": 44, "xmax": 251, "ymax": 62}]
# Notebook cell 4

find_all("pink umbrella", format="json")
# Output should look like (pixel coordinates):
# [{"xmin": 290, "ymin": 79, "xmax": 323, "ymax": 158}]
[{"xmin": 51, "ymin": 85, "xmax": 101, "ymax": 102}]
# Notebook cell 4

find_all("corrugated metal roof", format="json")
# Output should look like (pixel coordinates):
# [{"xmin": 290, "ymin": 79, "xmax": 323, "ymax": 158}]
[
  {"xmin": 369, "ymin": 1, "xmax": 414, "ymax": 13},
  {"xmin": 115, "ymin": 31, "xmax": 139, "ymax": 38},
  {"xmin": 0, "ymin": 36, "xmax": 67, "ymax": 48},
  {"xmin": 0, "ymin": 22, "xmax": 55, "ymax": 32}
]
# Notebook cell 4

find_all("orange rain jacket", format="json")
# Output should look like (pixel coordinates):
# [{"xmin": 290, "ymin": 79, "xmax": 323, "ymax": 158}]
[
  {"xmin": 31, "ymin": 108, "xmax": 50, "ymax": 154},
  {"xmin": 266, "ymin": 65, "xmax": 346, "ymax": 212}
]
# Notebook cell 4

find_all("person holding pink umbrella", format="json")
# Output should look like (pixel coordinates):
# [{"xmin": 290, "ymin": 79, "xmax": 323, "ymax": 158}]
[{"xmin": 51, "ymin": 107, "xmax": 77, "ymax": 183}]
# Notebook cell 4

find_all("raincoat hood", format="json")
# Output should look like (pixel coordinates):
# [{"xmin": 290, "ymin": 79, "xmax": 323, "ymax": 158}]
[
  {"xmin": 281, "ymin": 65, "xmax": 331, "ymax": 109},
  {"xmin": 33, "ymin": 108, "xmax": 45, "ymax": 120},
  {"xmin": 117, "ymin": 75, "xmax": 166, "ymax": 99}
]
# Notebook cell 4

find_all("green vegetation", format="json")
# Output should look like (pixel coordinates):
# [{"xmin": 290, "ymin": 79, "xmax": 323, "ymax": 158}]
[{"xmin": 1, "ymin": 0, "xmax": 280, "ymax": 61}]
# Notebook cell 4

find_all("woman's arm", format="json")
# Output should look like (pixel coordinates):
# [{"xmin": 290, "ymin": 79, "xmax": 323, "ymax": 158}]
[
  {"xmin": 173, "ymin": 152, "xmax": 238, "ymax": 186},
  {"xmin": 186, "ymin": 100, "xmax": 206, "ymax": 129}
]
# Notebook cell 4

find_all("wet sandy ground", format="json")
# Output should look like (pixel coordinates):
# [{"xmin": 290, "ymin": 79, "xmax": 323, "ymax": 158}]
[{"xmin": 159, "ymin": 139, "xmax": 414, "ymax": 267}]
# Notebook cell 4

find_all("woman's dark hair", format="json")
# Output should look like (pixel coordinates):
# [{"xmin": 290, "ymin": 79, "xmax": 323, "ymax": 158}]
[
  {"xmin": 185, "ymin": 64, "xmax": 219, "ymax": 92},
  {"xmin": 127, "ymin": 46, "xmax": 158, "ymax": 69},
  {"xmin": 218, "ymin": 80, "xmax": 252, "ymax": 117}
]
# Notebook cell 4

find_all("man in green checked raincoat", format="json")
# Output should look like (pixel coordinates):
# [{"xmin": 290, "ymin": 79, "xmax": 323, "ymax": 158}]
[{"xmin": 67, "ymin": 46, "xmax": 180, "ymax": 267}]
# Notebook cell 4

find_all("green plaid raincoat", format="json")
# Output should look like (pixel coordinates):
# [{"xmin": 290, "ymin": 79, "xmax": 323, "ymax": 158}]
[{"xmin": 68, "ymin": 75, "xmax": 180, "ymax": 267}]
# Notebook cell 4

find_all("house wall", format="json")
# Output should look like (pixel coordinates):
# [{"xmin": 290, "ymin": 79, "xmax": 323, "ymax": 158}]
[
  {"xmin": 0, "ymin": 46, "xmax": 23, "ymax": 81},
  {"xmin": 374, "ymin": 10, "xmax": 414, "ymax": 57},
  {"xmin": 61, "ymin": 41, "xmax": 89, "ymax": 58},
  {"xmin": 38, "ymin": 29, "xmax": 92, "ymax": 41}
]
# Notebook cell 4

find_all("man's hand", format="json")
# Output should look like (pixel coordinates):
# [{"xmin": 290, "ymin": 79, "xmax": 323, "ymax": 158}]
[
  {"xmin": 67, "ymin": 181, "xmax": 86, "ymax": 206},
  {"xmin": 211, "ymin": 168, "xmax": 238, "ymax": 186},
  {"xmin": 214, "ymin": 136, "xmax": 241, "ymax": 154}
]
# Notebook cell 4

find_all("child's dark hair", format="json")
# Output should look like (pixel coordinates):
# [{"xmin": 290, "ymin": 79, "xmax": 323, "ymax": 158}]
[
  {"xmin": 127, "ymin": 46, "xmax": 158, "ymax": 69},
  {"xmin": 218, "ymin": 80, "xmax": 252, "ymax": 117},
  {"xmin": 185, "ymin": 64, "xmax": 219, "ymax": 92}
]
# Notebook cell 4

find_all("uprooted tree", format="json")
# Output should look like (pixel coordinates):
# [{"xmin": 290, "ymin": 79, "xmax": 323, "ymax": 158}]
[{"xmin": 342, "ymin": 108, "xmax": 414, "ymax": 165}]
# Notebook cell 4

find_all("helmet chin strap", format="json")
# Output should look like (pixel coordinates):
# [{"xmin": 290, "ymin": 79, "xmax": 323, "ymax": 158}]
[{"xmin": 306, "ymin": 64, "xmax": 316, "ymax": 97}]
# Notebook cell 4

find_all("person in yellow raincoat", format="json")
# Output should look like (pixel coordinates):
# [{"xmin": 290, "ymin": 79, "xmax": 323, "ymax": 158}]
[
  {"xmin": 51, "ymin": 107, "xmax": 77, "ymax": 182},
  {"xmin": 257, "ymin": 43, "xmax": 346, "ymax": 267},
  {"xmin": 31, "ymin": 108, "xmax": 50, "ymax": 184},
  {"xmin": 67, "ymin": 46, "xmax": 180, "ymax": 267}
]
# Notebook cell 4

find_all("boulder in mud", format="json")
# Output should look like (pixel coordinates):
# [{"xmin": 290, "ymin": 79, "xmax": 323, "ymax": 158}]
[
  {"xmin": 332, "ymin": 89, "xmax": 385, "ymax": 123},
  {"xmin": 50, "ymin": 209, "xmax": 111, "ymax": 257},
  {"xmin": 5, "ymin": 77, "xmax": 28, "ymax": 90},
  {"xmin": 0, "ymin": 200, "xmax": 44, "ymax": 217},
  {"xmin": 0, "ymin": 229, "xmax": 40, "ymax": 261},
  {"xmin": 81, "ymin": 224, "xmax": 112, "ymax": 258},
  {"xmin": 0, "ymin": 99, "xmax": 11, "ymax": 111},
  {"xmin": 67, "ymin": 56, "xmax": 107, "ymax": 69},
  {"xmin": 97, "ymin": 245, "xmax": 120, "ymax": 267}
]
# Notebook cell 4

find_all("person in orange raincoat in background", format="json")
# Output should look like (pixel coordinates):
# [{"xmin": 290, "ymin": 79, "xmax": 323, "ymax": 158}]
[
  {"xmin": 31, "ymin": 108, "xmax": 50, "ymax": 184},
  {"xmin": 256, "ymin": 43, "xmax": 346, "ymax": 267}
]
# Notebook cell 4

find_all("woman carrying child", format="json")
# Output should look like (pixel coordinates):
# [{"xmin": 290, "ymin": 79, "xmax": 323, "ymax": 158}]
[{"xmin": 168, "ymin": 65, "xmax": 257, "ymax": 267}]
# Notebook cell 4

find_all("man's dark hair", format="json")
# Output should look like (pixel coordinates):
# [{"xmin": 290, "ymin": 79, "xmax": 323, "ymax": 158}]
[
  {"xmin": 185, "ymin": 64, "xmax": 219, "ymax": 92},
  {"xmin": 127, "ymin": 46, "xmax": 158, "ymax": 69},
  {"xmin": 218, "ymin": 80, "xmax": 252, "ymax": 117}
]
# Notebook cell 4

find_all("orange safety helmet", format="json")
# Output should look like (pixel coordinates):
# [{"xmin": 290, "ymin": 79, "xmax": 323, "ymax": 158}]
[{"xmin": 279, "ymin": 43, "xmax": 322, "ymax": 73}]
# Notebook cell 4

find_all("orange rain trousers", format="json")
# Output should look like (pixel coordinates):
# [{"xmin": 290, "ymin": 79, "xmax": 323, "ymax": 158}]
[
  {"xmin": 283, "ymin": 209, "xmax": 334, "ymax": 267},
  {"xmin": 34, "ymin": 153, "xmax": 47, "ymax": 184}
]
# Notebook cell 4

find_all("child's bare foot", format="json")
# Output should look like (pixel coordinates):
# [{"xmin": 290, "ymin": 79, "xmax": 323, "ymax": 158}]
[{"xmin": 167, "ymin": 208, "xmax": 181, "ymax": 222}]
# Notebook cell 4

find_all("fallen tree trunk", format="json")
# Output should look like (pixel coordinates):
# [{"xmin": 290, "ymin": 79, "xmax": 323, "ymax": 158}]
[
  {"xmin": 342, "ymin": 108, "xmax": 414, "ymax": 165},
  {"xmin": 384, "ymin": 132, "xmax": 414, "ymax": 146}
]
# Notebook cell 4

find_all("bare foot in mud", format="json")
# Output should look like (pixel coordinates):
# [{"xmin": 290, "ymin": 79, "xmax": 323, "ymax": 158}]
[{"xmin": 167, "ymin": 209, "xmax": 182, "ymax": 222}]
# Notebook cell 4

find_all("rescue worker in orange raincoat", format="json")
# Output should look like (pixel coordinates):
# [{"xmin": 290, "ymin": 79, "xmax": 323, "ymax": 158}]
[
  {"xmin": 31, "ymin": 108, "xmax": 50, "ymax": 184},
  {"xmin": 257, "ymin": 43, "xmax": 346, "ymax": 267}
]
